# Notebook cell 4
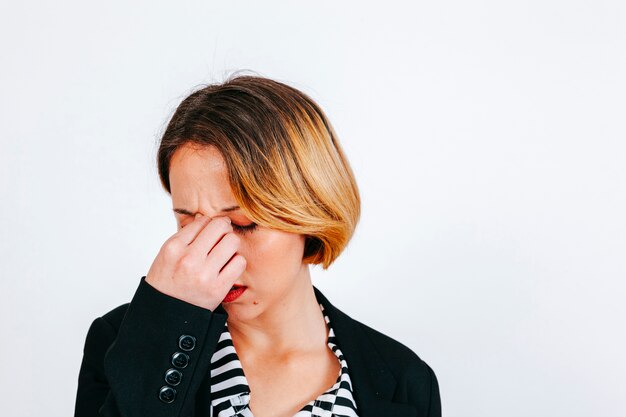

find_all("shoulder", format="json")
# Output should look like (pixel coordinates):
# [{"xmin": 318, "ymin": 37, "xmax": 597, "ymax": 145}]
[
  {"xmin": 86, "ymin": 302, "xmax": 130, "ymax": 342},
  {"xmin": 100, "ymin": 302, "xmax": 130, "ymax": 332},
  {"xmin": 357, "ymin": 318, "xmax": 437, "ymax": 386},
  {"xmin": 316, "ymin": 285, "xmax": 438, "ymax": 386},
  {"xmin": 361, "ymin": 321, "xmax": 441, "ymax": 414},
  {"xmin": 333, "ymin": 309, "xmax": 441, "ymax": 414},
  {"xmin": 81, "ymin": 303, "xmax": 130, "ymax": 360}
]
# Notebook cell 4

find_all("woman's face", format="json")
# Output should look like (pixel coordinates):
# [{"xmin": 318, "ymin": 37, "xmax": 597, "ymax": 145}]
[{"xmin": 168, "ymin": 143, "xmax": 308, "ymax": 322}]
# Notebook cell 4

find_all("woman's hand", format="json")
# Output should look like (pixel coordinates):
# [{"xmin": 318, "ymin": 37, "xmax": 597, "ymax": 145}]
[{"xmin": 145, "ymin": 214, "xmax": 247, "ymax": 311}]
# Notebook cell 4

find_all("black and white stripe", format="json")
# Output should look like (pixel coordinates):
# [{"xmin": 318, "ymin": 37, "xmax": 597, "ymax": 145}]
[{"xmin": 209, "ymin": 303, "xmax": 359, "ymax": 417}]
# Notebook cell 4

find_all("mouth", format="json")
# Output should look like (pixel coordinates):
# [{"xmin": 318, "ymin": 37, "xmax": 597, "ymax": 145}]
[{"xmin": 223, "ymin": 284, "xmax": 248, "ymax": 303}]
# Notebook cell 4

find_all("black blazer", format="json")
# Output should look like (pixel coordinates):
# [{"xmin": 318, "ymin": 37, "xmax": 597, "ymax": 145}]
[{"xmin": 74, "ymin": 276, "xmax": 441, "ymax": 417}]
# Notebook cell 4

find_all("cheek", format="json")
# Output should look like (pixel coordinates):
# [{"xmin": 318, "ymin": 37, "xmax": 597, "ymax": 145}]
[{"xmin": 242, "ymin": 230, "xmax": 305, "ymax": 271}]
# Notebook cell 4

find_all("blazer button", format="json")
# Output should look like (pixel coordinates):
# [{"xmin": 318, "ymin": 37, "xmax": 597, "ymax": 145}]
[
  {"xmin": 158, "ymin": 386, "xmax": 176, "ymax": 403},
  {"xmin": 171, "ymin": 352, "xmax": 189, "ymax": 369},
  {"xmin": 178, "ymin": 334, "xmax": 196, "ymax": 351},
  {"xmin": 164, "ymin": 368, "xmax": 183, "ymax": 386}
]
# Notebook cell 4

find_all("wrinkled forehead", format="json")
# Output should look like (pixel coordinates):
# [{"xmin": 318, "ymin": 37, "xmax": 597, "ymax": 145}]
[{"xmin": 169, "ymin": 144, "xmax": 238, "ymax": 218}]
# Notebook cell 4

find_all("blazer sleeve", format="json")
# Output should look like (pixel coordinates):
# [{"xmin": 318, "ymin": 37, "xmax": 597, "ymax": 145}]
[{"xmin": 74, "ymin": 276, "xmax": 228, "ymax": 417}]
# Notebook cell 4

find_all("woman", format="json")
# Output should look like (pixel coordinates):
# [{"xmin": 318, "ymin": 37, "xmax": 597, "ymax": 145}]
[{"xmin": 74, "ymin": 75, "xmax": 441, "ymax": 417}]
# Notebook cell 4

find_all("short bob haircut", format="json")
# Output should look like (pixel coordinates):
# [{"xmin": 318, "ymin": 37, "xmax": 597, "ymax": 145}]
[{"xmin": 156, "ymin": 74, "xmax": 361, "ymax": 269}]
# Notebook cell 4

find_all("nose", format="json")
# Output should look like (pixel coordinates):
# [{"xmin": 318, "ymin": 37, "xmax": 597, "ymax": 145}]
[{"xmin": 194, "ymin": 212, "xmax": 230, "ymax": 222}]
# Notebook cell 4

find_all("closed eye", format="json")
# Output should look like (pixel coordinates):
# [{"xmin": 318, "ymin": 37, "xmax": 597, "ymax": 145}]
[{"xmin": 232, "ymin": 222, "xmax": 258, "ymax": 234}]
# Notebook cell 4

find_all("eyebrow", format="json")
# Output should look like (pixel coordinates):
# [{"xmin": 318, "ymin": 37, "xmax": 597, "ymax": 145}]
[{"xmin": 173, "ymin": 205, "xmax": 240, "ymax": 216}]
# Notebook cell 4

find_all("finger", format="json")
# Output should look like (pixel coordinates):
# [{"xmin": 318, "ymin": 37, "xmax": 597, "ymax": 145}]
[
  {"xmin": 217, "ymin": 254, "xmax": 247, "ymax": 287},
  {"xmin": 175, "ymin": 214, "xmax": 214, "ymax": 245},
  {"xmin": 203, "ymin": 232, "xmax": 240, "ymax": 273},
  {"xmin": 189, "ymin": 216, "xmax": 234, "ymax": 257}
]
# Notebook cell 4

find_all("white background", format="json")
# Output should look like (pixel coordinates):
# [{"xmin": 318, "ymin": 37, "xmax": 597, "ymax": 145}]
[{"xmin": 1, "ymin": 1, "xmax": 625, "ymax": 416}]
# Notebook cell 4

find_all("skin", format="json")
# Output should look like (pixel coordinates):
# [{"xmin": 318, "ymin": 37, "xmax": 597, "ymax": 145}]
[{"xmin": 155, "ymin": 143, "xmax": 341, "ymax": 417}]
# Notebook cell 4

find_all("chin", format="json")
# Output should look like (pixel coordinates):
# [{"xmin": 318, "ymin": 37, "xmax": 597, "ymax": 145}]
[{"xmin": 221, "ymin": 298, "xmax": 263, "ymax": 322}]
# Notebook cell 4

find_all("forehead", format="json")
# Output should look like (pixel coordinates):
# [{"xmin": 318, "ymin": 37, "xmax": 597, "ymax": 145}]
[
  {"xmin": 170, "ymin": 143, "xmax": 226, "ymax": 178},
  {"xmin": 169, "ymin": 144, "xmax": 235, "ymax": 210}
]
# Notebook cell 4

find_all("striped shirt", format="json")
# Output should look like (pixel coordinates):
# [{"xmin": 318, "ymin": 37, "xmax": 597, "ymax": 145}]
[{"xmin": 209, "ymin": 303, "xmax": 359, "ymax": 417}]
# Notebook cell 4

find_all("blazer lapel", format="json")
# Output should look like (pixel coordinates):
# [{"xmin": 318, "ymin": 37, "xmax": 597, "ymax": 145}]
[{"xmin": 313, "ymin": 286, "xmax": 418, "ymax": 417}]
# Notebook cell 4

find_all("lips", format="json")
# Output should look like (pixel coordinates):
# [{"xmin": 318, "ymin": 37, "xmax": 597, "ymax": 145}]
[{"xmin": 223, "ymin": 285, "xmax": 247, "ymax": 303}]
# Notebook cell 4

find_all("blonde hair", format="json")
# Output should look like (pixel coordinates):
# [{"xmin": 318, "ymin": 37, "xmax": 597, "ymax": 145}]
[{"xmin": 157, "ymin": 74, "xmax": 360, "ymax": 269}]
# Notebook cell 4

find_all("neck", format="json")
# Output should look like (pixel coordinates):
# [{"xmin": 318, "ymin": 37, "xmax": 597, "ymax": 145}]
[{"xmin": 226, "ymin": 265, "xmax": 328, "ymax": 356}]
